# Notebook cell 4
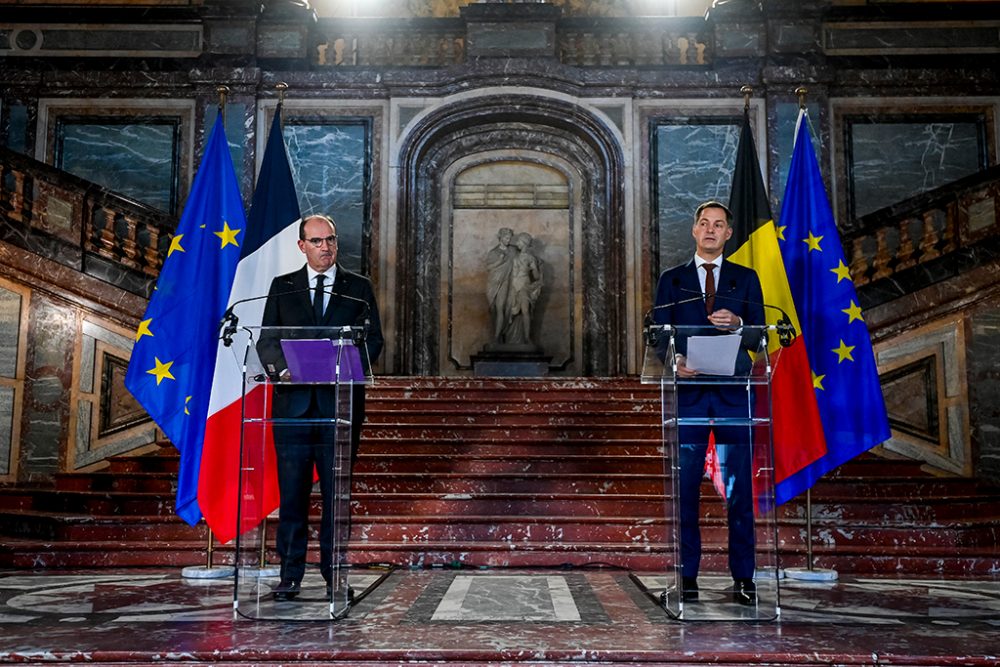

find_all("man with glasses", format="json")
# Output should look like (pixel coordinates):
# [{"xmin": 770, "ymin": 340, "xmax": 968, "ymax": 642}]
[{"xmin": 259, "ymin": 214, "xmax": 384, "ymax": 602}]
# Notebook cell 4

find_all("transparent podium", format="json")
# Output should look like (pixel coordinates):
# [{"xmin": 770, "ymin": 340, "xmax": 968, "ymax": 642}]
[
  {"xmin": 634, "ymin": 323, "xmax": 781, "ymax": 621},
  {"xmin": 230, "ymin": 324, "xmax": 372, "ymax": 621}
]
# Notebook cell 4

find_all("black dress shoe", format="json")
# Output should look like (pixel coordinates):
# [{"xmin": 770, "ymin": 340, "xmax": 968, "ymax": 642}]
[
  {"xmin": 682, "ymin": 576, "xmax": 699, "ymax": 602},
  {"xmin": 733, "ymin": 579, "xmax": 757, "ymax": 606},
  {"xmin": 271, "ymin": 579, "xmax": 301, "ymax": 601}
]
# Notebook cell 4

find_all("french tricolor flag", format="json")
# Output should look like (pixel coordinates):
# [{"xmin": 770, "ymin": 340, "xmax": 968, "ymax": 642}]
[{"xmin": 198, "ymin": 104, "xmax": 303, "ymax": 543}]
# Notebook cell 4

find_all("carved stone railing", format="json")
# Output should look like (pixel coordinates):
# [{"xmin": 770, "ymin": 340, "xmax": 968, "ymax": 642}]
[
  {"xmin": 845, "ymin": 164, "xmax": 1000, "ymax": 289},
  {"xmin": 313, "ymin": 16, "xmax": 711, "ymax": 68},
  {"xmin": 0, "ymin": 146, "xmax": 176, "ymax": 294},
  {"xmin": 316, "ymin": 19, "xmax": 467, "ymax": 67},
  {"xmin": 558, "ymin": 18, "xmax": 711, "ymax": 67}
]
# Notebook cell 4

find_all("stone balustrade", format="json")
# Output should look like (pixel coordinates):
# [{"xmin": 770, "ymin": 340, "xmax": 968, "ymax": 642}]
[
  {"xmin": 314, "ymin": 17, "xmax": 710, "ymax": 68},
  {"xmin": 0, "ymin": 146, "xmax": 175, "ymax": 294},
  {"xmin": 846, "ymin": 165, "xmax": 1000, "ymax": 288}
]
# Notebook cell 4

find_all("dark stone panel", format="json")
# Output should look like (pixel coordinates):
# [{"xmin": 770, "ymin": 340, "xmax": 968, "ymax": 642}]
[
  {"xmin": 0, "ymin": 224, "xmax": 84, "ymax": 274},
  {"xmin": 55, "ymin": 119, "xmax": 181, "ymax": 215},
  {"xmin": 653, "ymin": 120, "xmax": 741, "ymax": 273},
  {"xmin": 771, "ymin": 100, "xmax": 823, "ymax": 219},
  {"xmin": 4, "ymin": 104, "xmax": 29, "ymax": 155},
  {"xmin": 769, "ymin": 20, "xmax": 821, "ymax": 54},
  {"xmin": 847, "ymin": 119, "xmax": 984, "ymax": 219},
  {"xmin": 82, "ymin": 254, "xmax": 153, "ymax": 298},
  {"xmin": 283, "ymin": 121, "xmax": 369, "ymax": 274},
  {"xmin": 825, "ymin": 25, "xmax": 1000, "ymax": 54},
  {"xmin": 204, "ymin": 20, "xmax": 256, "ymax": 55},
  {"xmin": 21, "ymin": 293, "xmax": 74, "ymax": 482},
  {"xmin": 714, "ymin": 21, "xmax": 765, "ymax": 58},
  {"xmin": 968, "ymin": 306, "xmax": 1000, "ymax": 484}
]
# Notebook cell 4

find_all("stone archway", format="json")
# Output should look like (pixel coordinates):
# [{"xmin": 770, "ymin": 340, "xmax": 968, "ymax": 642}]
[{"xmin": 396, "ymin": 94, "xmax": 625, "ymax": 376}]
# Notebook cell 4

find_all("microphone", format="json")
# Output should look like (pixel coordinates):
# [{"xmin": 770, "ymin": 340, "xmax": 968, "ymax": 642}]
[
  {"xmin": 219, "ymin": 284, "xmax": 371, "ymax": 347},
  {"xmin": 678, "ymin": 286, "xmax": 796, "ymax": 348}
]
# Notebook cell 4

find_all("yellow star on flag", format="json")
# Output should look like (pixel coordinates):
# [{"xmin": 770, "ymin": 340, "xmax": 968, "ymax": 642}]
[
  {"xmin": 184, "ymin": 395, "xmax": 192, "ymax": 415},
  {"xmin": 147, "ymin": 357, "xmax": 176, "ymax": 385},
  {"xmin": 832, "ymin": 339, "xmax": 855, "ymax": 364},
  {"xmin": 167, "ymin": 234, "xmax": 185, "ymax": 257},
  {"xmin": 803, "ymin": 231, "xmax": 824, "ymax": 252},
  {"xmin": 135, "ymin": 318, "xmax": 153, "ymax": 342},
  {"xmin": 214, "ymin": 220, "xmax": 241, "ymax": 249},
  {"xmin": 775, "ymin": 225, "xmax": 787, "ymax": 241},
  {"xmin": 831, "ymin": 260, "xmax": 852, "ymax": 283},
  {"xmin": 842, "ymin": 300, "xmax": 864, "ymax": 324},
  {"xmin": 812, "ymin": 371, "xmax": 825, "ymax": 390}
]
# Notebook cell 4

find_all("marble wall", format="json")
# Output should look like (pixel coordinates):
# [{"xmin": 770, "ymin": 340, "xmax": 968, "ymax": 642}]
[{"xmin": 34, "ymin": 100, "xmax": 196, "ymax": 218}]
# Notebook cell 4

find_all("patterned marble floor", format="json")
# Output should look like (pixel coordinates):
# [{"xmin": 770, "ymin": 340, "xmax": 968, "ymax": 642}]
[{"xmin": 1, "ymin": 567, "xmax": 998, "ymax": 665}]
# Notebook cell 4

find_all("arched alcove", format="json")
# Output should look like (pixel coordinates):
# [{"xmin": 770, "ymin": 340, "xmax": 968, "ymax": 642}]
[{"xmin": 395, "ymin": 94, "xmax": 625, "ymax": 376}]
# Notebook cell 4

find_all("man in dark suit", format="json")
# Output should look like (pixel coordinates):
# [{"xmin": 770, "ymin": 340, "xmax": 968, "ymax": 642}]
[
  {"xmin": 258, "ymin": 214, "xmax": 384, "ymax": 602},
  {"xmin": 653, "ymin": 201, "xmax": 764, "ymax": 606}
]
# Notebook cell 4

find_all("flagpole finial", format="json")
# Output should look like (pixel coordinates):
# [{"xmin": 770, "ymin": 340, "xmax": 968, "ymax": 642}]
[
  {"xmin": 275, "ymin": 82, "xmax": 288, "ymax": 104},
  {"xmin": 216, "ymin": 85, "xmax": 229, "ymax": 112},
  {"xmin": 740, "ymin": 85, "xmax": 753, "ymax": 110},
  {"xmin": 795, "ymin": 86, "xmax": 808, "ymax": 110}
]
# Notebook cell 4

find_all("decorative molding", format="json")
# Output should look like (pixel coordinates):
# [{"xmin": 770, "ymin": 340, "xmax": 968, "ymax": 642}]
[
  {"xmin": 68, "ymin": 316, "xmax": 157, "ymax": 472},
  {"xmin": 874, "ymin": 313, "xmax": 971, "ymax": 476},
  {"xmin": 0, "ymin": 23, "xmax": 202, "ymax": 58},
  {"xmin": 0, "ymin": 276, "xmax": 29, "ymax": 482}
]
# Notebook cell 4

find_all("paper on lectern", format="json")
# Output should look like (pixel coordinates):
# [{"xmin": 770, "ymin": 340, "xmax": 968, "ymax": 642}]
[{"xmin": 685, "ymin": 334, "xmax": 741, "ymax": 376}]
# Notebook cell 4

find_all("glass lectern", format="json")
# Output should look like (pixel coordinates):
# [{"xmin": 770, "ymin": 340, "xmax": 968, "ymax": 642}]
[
  {"xmin": 229, "ymin": 324, "xmax": 372, "ymax": 621},
  {"xmin": 636, "ymin": 323, "xmax": 781, "ymax": 621}
]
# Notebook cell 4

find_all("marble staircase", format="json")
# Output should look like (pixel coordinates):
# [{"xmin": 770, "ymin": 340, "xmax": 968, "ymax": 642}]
[{"xmin": 0, "ymin": 377, "xmax": 997, "ymax": 574}]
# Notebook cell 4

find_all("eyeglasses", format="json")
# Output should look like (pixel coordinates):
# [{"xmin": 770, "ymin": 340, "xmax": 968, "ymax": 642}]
[{"xmin": 304, "ymin": 235, "xmax": 337, "ymax": 247}]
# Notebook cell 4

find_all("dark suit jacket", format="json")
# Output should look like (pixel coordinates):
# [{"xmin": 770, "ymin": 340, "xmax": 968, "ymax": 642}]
[
  {"xmin": 257, "ymin": 264, "xmax": 384, "ymax": 418},
  {"xmin": 653, "ymin": 258, "xmax": 765, "ymax": 406}
]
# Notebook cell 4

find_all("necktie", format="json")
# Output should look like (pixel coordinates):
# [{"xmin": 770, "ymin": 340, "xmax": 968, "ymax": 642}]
[
  {"xmin": 703, "ymin": 262, "xmax": 716, "ymax": 315},
  {"xmin": 313, "ymin": 274, "xmax": 326, "ymax": 321}
]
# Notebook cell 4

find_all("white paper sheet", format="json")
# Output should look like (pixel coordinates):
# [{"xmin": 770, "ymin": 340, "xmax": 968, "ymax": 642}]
[{"xmin": 685, "ymin": 334, "xmax": 741, "ymax": 376}]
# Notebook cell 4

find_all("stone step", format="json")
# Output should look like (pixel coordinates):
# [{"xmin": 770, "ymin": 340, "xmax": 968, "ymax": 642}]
[
  {"xmin": 0, "ymin": 489, "xmax": 179, "ymax": 516},
  {"xmin": 810, "ymin": 475, "xmax": 985, "ymax": 498},
  {"xmin": 5, "ymin": 503, "xmax": 995, "ymax": 553},
  {"xmin": 367, "ymin": 400, "xmax": 659, "ymax": 415},
  {"xmin": 361, "ymin": 424, "xmax": 659, "ymax": 440},
  {"xmin": 357, "ymin": 455, "xmax": 666, "ymax": 474},
  {"xmin": 3, "ymin": 531, "xmax": 997, "ymax": 575},
  {"xmin": 352, "ymin": 472, "xmax": 668, "ymax": 495},
  {"xmin": 364, "ymin": 412, "xmax": 657, "ymax": 426},
  {"xmin": 359, "ymin": 439, "xmax": 663, "ymax": 457}
]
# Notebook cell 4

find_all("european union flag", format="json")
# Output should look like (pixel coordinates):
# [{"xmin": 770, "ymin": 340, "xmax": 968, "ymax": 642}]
[
  {"xmin": 124, "ymin": 113, "xmax": 247, "ymax": 526},
  {"xmin": 775, "ymin": 111, "xmax": 891, "ymax": 504}
]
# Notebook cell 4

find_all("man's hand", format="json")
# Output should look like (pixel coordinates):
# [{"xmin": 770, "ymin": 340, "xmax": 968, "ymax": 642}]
[
  {"xmin": 708, "ymin": 308, "xmax": 741, "ymax": 331},
  {"xmin": 675, "ymin": 354, "xmax": 699, "ymax": 377}
]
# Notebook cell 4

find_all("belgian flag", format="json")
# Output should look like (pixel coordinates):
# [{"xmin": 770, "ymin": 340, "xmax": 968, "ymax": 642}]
[{"xmin": 726, "ymin": 110, "xmax": 828, "ymax": 502}]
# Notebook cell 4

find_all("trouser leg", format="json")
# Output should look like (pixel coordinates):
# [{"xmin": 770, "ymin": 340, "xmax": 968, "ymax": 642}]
[
  {"xmin": 678, "ymin": 423, "xmax": 709, "ymax": 579},
  {"xmin": 274, "ymin": 427, "xmax": 314, "ymax": 584}
]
